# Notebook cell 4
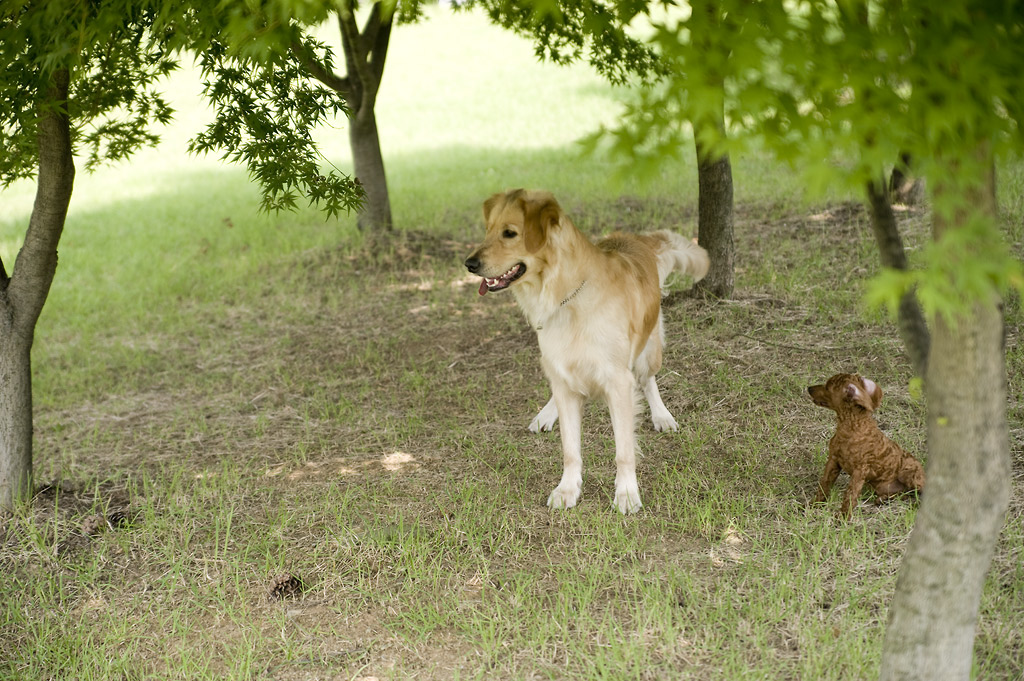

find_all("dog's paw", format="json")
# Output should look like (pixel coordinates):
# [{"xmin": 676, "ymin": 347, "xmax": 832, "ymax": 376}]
[
  {"xmin": 613, "ymin": 482, "xmax": 643, "ymax": 514},
  {"xmin": 528, "ymin": 401, "xmax": 559, "ymax": 433},
  {"xmin": 651, "ymin": 411, "xmax": 678, "ymax": 433},
  {"xmin": 528, "ymin": 414, "xmax": 557, "ymax": 433},
  {"xmin": 547, "ymin": 483, "xmax": 581, "ymax": 510}
]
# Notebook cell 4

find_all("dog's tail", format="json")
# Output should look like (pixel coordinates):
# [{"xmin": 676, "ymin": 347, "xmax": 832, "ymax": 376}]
[{"xmin": 648, "ymin": 230, "xmax": 710, "ymax": 289}]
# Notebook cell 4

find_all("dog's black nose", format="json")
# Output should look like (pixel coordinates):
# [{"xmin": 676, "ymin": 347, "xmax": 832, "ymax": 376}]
[{"xmin": 465, "ymin": 256, "xmax": 481, "ymax": 274}]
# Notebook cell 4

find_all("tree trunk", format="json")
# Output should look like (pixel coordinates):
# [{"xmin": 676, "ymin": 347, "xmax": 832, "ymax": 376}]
[
  {"xmin": 0, "ymin": 68, "xmax": 75, "ymax": 511},
  {"xmin": 349, "ymin": 107, "xmax": 392, "ymax": 233},
  {"xmin": 0, "ymin": 336, "xmax": 34, "ymax": 511},
  {"xmin": 687, "ymin": 1, "xmax": 735, "ymax": 300},
  {"xmin": 865, "ymin": 179, "xmax": 930, "ymax": 377},
  {"xmin": 693, "ymin": 136, "xmax": 735, "ymax": 299},
  {"xmin": 889, "ymin": 152, "xmax": 925, "ymax": 206},
  {"xmin": 337, "ymin": 4, "xmax": 393, "ymax": 233},
  {"xmin": 879, "ymin": 155, "xmax": 1010, "ymax": 681}
]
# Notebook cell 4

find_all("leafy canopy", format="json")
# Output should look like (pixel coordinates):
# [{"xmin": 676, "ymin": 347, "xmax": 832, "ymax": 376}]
[
  {"xmin": 0, "ymin": 0, "xmax": 178, "ymax": 185},
  {"xmin": 0, "ymin": 0, "xmax": 374, "ymax": 219},
  {"xmin": 538, "ymin": 0, "xmax": 1024, "ymax": 320}
]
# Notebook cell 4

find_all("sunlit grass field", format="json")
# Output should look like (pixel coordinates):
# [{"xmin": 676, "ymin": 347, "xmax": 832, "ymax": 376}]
[{"xmin": 1, "ymin": 7, "xmax": 1022, "ymax": 680}]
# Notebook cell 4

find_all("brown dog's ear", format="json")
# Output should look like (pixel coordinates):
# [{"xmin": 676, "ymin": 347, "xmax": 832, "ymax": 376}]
[
  {"xmin": 522, "ymin": 196, "xmax": 561, "ymax": 253},
  {"xmin": 845, "ymin": 376, "xmax": 878, "ymax": 411},
  {"xmin": 862, "ymin": 377, "xmax": 883, "ymax": 410},
  {"xmin": 482, "ymin": 192, "xmax": 506, "ymax": 224}
]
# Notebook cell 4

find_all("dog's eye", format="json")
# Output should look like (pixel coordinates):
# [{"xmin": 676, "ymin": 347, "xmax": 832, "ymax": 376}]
[{"xmin": 502, "ymin": 229, "xmax": 518, "ymax": 239}]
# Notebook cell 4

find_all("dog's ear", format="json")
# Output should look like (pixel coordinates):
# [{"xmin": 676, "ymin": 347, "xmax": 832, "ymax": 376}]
[
  {"xmin": 482, "ymin": 192, "xmax": 507, "ymax": 224},
  {"xmin": 862, "ymin": 377, "xmax": 883, "ymax": 410},
  {"xmin": 845, "ymin": 376, "xmax": 878, "ymax": 411},
  {"xmin": 522, "ymin": 195, "xmax": 561, "ymax": 254}
]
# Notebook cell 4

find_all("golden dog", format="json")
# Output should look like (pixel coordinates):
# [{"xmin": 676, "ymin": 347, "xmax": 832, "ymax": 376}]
[{"xmin": 465, "ymin": 189, "xmax": 709, "ymax": 513}]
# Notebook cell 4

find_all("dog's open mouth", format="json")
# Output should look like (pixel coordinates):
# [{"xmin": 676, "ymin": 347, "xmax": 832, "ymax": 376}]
[{"xmin": 478, "ymin": 263, "xmax": 526, "ymax": 295}]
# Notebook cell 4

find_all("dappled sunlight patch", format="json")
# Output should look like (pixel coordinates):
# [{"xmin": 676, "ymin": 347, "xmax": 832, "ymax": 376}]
[
  {"xmin": 389, "ymin": 279, "xmax": 436, "ymax": 293},
  {"xmin": 264, "ymin": 451, "xmax": 422, "ymax": 481},
  {"xmin": 264, "ymin": 458, "xmax": 359, "ymax": 481},
  {"xmin": 710, "ymin": 527, "xmax": 747, "ymax": 567},
  {"xmin": 381, "ymin": 451, "xmax": 416, "ymax": 471},
  {"xmin": 450, "ymin": 272, "xmax": 481, "ymax": 290}
]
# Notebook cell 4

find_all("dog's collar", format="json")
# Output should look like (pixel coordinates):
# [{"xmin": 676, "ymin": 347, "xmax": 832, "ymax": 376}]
[
  {"xmin": 559, "ymin": 280, "xmax": 587, "ymax": 307},
  {"xmin": 536, "ymin": 280, "xmax": 587, "ymax": 331}
]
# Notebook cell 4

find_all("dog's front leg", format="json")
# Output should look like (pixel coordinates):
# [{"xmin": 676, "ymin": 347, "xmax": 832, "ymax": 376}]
[
  {"xmin": 547, "ymin": 385, "xmax": 583, "ymax": 509},
  {"xmin": 813, "ymin": 456, "xmax": 841, "ymax": 504},
  {"xmin": 529, "ymin": 397, "xmax": 559, "ymax": 433},
  {"xmin": 609, "ymin": 374, "xmax": 643, "ymax": 514},
  {"xmin": 840, "ymin": 472, "xmax": 867, "ymax": 520}
]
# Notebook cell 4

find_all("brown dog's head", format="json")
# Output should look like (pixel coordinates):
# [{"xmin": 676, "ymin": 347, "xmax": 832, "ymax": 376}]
[
  {"xmin": 464, "ymin": 189, "xmax": 561, "ymax": 296},
  {"xmin": 807, "ymin": 373, "xmax": 883, "ymax": 414}
]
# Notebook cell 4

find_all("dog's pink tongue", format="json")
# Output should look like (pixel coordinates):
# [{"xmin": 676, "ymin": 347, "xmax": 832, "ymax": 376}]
[{"xmin": 478, "ymin": 279, "xmax": 489, "ymax": 296}]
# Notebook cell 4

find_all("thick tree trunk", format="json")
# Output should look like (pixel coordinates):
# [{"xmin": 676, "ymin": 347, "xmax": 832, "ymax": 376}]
[
  {"xmin": 0, "ymin": 337, "xmax": 34, "ymax": 511},
  {"xmin": 865, "ymin": 180, "xmax": 930, "ymax": 377},
  {"xmin": 349, "ymin": 108, "xmax": 392, "ymax": 233},
  {"xmin": 693, "ymin": 137, "xmax": 735, "ymax": 299},
  {"xmin": 0, "ymin": 68, "xmax": 75, "ymax": 511},
  {"xmin": 879, "ymin": 156, "xmax": 1010, "ymax": 681}
]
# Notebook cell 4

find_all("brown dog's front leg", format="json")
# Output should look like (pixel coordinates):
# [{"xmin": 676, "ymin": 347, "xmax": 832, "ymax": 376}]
[
  {"xmin": 840, "ymin": 473, "xmax": 867, "ymax": 520},
  {"xmin": 814, "ymin": 457, "xmax": 841, "ymax": 504}
]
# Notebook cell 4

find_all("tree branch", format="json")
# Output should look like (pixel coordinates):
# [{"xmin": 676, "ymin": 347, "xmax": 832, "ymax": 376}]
[
  {"xmin": 337, "ymin": 7, "xmax": 369, "ymax": 114},
  {"xmin": 360, "ymin": 2, "xmax": 383, "ymax": 57},
  {"xmin": 366, "ymin": 4, "xmax": 393, "ymax": 86},
  {"xmin": 289, "ymin": 39, "xmax": 353, "ymax": 104},
  {"xmin": 336, "ymin": 3, "xmax": 392, "ymax": 116}
]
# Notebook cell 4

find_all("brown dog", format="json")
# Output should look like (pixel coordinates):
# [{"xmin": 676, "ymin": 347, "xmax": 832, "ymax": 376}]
[
  {"xmin": 808, "ymin": 373, "xmax": 925, "ymax": 519},
  {"xmin": 464, "ymin": 189, "xmax": 709, "ymax": 513}
]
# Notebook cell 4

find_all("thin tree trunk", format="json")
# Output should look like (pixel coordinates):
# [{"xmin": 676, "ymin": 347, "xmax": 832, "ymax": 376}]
[
  {"xmin": 0, "ymin": 68, "xmax": 75, "ymax": 511},
  {"xmin": 889, "ymin": 152, "xmax": 925, "ymax": 206},
  {"xmin": 693, "ymin": 136, "xmax": 735, "ymax": 299},
  {"xmin": 687, "ymin": 1, "xmax": 735, "ymax": 300},
  {"xmin": 337, "ymin": 3, "xmax": 393, "ymax": 233},
  {"xmin": 879, "ymin": 152, "xmax": 1010, "ymax": 681},
  {"xmin": 866, "ymin": 179, "xmax": 930, "ymax": 377},
  {"xmin": 349, "ymin": 107, "xmax": 392, "ymax": 232}
]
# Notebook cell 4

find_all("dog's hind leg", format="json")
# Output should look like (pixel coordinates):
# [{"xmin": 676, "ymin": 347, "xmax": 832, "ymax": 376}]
[
  {"xmin": 546, "ymin": 385, "xmax": 584, "ymax": 510},
  {"xmin": 643, "ymin": 377, "xmax": 678, "ymax": 432},
  {"xmin": 635, "ymin": 313, "xmax": 677, "ymax": 432},
  {"xmin": 608, "ymin": 372, "xmax": 643, "ymax": 514},
  {"xmin": 529, "ymin": 397, "xmax": 559, "ymax": 433}
]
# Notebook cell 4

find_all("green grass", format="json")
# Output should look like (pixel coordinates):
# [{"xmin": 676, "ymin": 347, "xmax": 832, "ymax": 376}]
[{"xmin": 1, "ymin": 6, "xmax": 1023, "ymax": 681}]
